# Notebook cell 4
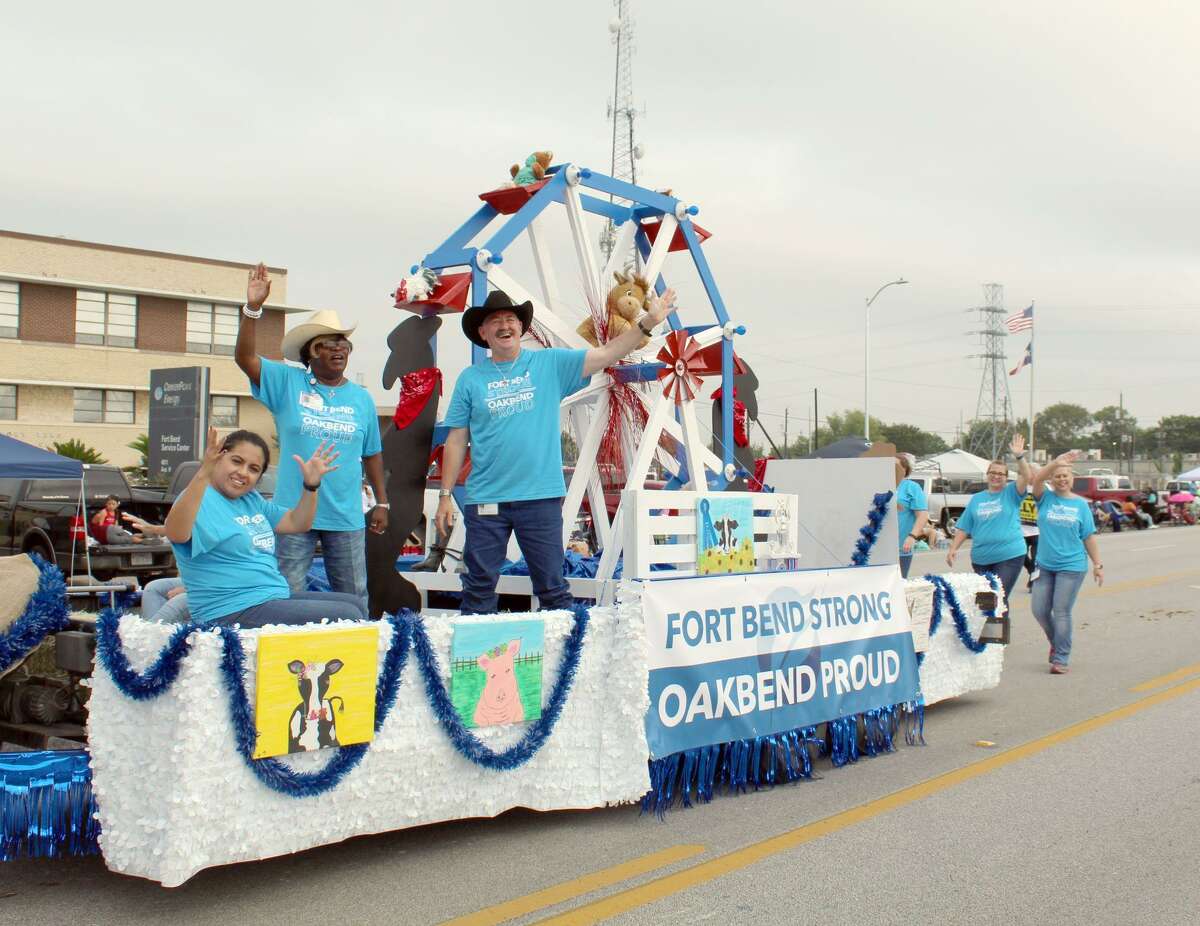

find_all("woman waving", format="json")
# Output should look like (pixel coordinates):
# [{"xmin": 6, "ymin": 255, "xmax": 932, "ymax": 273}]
[
  {"xmin": 1029, "ymin": 449, "xmax": 1103, "ymax": 675},
  {"xmin": 164, "ymin": 428, "xmax": 369, "ymax": 628}
]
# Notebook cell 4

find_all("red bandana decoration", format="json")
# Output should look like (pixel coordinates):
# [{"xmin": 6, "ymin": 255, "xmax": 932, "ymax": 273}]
[
  {"xmin": 392, "ymin": 368, "xmax": 442, "ymax": 430},
  {"xmin": 656, "ymin": 330, "xmax": 704, "ymax": 405},
  {"xmin": 710, "ymin": 385, "xmax": 750, "ymax": 448}
]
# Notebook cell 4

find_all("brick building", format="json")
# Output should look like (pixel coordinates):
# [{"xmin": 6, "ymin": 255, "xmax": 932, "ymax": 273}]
[{"xmin": 0, "ymin": 230, "xmax": 316, "ymax": 466}]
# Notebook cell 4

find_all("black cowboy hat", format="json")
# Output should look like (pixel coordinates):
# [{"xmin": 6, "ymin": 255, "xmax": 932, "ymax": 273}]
[{"xmin": 461, "ymin": 290, "xmax": 534, "ymax": 348}]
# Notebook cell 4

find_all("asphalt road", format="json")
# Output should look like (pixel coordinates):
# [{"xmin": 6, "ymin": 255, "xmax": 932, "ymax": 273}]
[{"xmin": 2, "ymin": 526, "xmax": 1198, "ymax": 926}]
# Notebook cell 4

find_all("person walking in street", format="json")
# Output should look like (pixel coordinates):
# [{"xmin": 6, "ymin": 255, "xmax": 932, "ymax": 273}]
[
  {"xmin": 1030, "ymin": 449, "xmax": 1104, "ymax": 675},
  {"xmin": 1019, "ymin": 490, "xmax": 1039, "ymax": 591},
  {"xmin": 895, "ymin": 454, "xmax": 928, "ymax": 579},
  {"xmin": 945, "ymin": 434, "xmax": 1032, "ymax": 603},
  {"xmin": 435, "ymin": 287, "xmax": 675, "ymax": 614},
  {"xmin": 236, "ymin": 263, "xmax": 388, "ymax": 607}
]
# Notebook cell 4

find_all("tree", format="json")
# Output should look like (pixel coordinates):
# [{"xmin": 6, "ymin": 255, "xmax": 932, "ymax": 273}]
[
  {"xmin": 1091, "ymin": 406, "xmax": 1136, "ymax": 461},
  {"xmin": 127, "ymin": 433, "xmax": 149, "ymax": 467},
  {"xmin": 560, "ymin": 430, "xmax": 578, "ymax": 465},
  {"xmin": 879, "ymin": 422, "xmax": 948, "ymax": 457},
  {"xmin": 51, "ymin": 439, "xmax": 107, "ymax": 464},
  {"xmin": 1156, "ymin": 415, "xmax": 1200, "ymax": 455},
  {"xmin": 1034, "ymin": 403, "xmax": 1092, "ymax": 456},
  {"xmin": 812, "ymin": 410, "xmax": 885, "ymax": 450}
]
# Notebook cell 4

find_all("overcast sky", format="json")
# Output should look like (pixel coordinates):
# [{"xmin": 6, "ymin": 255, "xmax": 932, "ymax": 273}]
[{"xmin": 3, "ymin": 1, "xmax": 1197, "ymax": 450}]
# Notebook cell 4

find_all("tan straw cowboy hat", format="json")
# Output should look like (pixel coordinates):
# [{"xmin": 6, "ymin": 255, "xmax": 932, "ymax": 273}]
[{"xmin": 281, "ymin": 310, "xmax": 359, "ymax": 364}]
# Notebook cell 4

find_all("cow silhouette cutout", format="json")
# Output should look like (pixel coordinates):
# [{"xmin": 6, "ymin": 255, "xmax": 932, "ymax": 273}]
[
  {"xmin": 287, "ymin": 658, "xmax": 344, "ymax": 752},
  {"xmin": 473, "ymin": 639, "xmax": 525, "ymax": 726},
  {"xmin": 366, "ymin": 314, "xmax": 443, "ymax": 617},
  {"xmin": 713, "ymin": 516, "xmax": 739, "ymax": 553}
]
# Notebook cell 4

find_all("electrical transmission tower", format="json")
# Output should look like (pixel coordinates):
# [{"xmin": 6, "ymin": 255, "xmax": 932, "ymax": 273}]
[
  {"xmin": 967, "ymin": 282, "xmax": 1016, "ymax": 459},
  {"xmin": 599, "ymin": 0, "xmax": 644, "ymax": 262}
]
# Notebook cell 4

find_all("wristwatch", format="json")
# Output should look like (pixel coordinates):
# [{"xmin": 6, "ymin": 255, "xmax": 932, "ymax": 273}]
[
  {"xmin": 439, "ymin": 489, "xmax": 453, "ymax": 498},
  {"xmin": 375, "ymin": 502, "xmax": 390, "ymax": 509},
  {"xmin": 637, "ymin": 318, "xmax": 654, "ymax": 337}
]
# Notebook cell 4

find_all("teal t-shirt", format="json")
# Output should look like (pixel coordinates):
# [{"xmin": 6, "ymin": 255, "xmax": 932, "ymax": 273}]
[
  {"xmin": 251, "ymin": 358, "xmax": 381, "ymax": 531},
  {"xmin": 444, "ymin": 348, "xmax": 587, "ymax": 505},
  {"xmin": 171, "ymin": 488, "xmax": 290, "ymax": 623},
  {"xmin": 896, "ymin": 479, "xmax": 928, "ymax": 551},
  {"xmin": 957, "ymin": 482, "xmax": 1026, "ymax": 565},
  {"xmin": 1035, "ymin": 493, "xmax": 1095, "ymax": 572}
]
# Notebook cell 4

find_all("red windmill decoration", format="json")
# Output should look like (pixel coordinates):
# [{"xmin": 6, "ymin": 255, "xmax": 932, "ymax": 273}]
[{"xmin": 656, "ymin": 329, "xmax": 706, "ymax": 405}]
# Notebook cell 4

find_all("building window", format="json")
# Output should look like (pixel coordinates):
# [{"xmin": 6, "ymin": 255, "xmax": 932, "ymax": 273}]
[
  {"xmin": 0, "ymin": 282, "xmax": 18, "ymax": 338},
  {"xmin": 76, "ymin": 291, "xmax": 137, "ymax": 347},
  {"xmin": 210, "ymin": 395, "xmax": 239, "ymax": 428},
  {"xmin": 73, "ymin": 388, "xmax": 135, "ymax": 424},
  {"xmin": 0, "ymin": 384, "xmax": 15, "ymax": 420},
  {"xmin": 186, "ymin": 302, "xmax": 238, "ymax": 355}
]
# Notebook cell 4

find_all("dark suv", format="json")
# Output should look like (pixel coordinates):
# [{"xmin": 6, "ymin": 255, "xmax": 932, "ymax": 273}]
[{"xmin": 0, "ymin": 465, "xmax": 175, "ymax": 582}]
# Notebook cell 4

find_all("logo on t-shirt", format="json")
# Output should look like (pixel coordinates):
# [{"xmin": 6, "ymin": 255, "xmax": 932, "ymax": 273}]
[
  {"xmin": 235, "ymin": 513, "xmax": 275, "ymax": 553},
  {"xmin": 976, "ymin": 499, "xmax": 1002, "ymax": 520},
  {"xmin": 1045, "ymin": 503, "xmax": 1079, "ymax": 526},
  {"xmin": 485, "ymin": 371, "xmax": 536, "ymax": 419}
]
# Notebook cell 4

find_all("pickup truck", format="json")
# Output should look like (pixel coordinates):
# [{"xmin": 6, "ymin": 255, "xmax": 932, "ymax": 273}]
[
  {"xmin": 1070, "ymin": 474, "xmax": 1139, "ymax": 504},
  {"xmin": 0, "ymin": 465, "xmax": 176, "ymax": 582},
  {"xmin": 162, "ymin": 461, "xmax": 277, "ymax": 502},
  {"xmin": 906, "ymin": 473, "xmax": 978, "ymax": 533}
]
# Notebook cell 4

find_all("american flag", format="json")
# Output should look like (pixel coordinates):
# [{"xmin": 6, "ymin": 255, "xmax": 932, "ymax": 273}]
[
  {"xmin": 1009, "ymin": 341, "xmax": 1032, "ymax": 376},
  {"xmin": 1005, "ymin": 303, "xmax": 1034, "ymax": 333}
]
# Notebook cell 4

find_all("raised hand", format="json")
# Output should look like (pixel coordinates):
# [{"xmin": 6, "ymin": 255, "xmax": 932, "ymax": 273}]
[
  {"xmin": 247, "ymin": 262, "xmax": 272, "ymax": 310},
  {"xmin": 644, "ymin": 287, "xmax": 677, "ymax": 327},
  {"xmin": 294, "ymin": 441, "xmax": 340, "ymax": 487},
  {"xmin": 198, "ymin": 426, "xmax": 225, "ymax": 478},
  {"xmin": 1056, "ymin": 449, "xmax": 1081, "ymax": 466},
  {"xmin": 1011, "ymin": 432, "xmax": 1026, "ymax": 456}
]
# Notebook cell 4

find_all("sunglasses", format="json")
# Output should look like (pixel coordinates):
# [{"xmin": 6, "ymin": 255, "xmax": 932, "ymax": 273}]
[{"xmin": 313, "ymin": 338, "xmax": 352, "ymax": 351}]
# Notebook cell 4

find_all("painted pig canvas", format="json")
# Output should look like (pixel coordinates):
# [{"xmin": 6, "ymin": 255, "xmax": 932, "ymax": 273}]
[{"xmin": 450, "ymin": 619, "xmax": 544, "ymax": 729}]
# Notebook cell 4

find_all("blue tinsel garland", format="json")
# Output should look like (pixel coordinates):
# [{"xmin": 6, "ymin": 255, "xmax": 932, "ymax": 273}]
[
  {"xmin": 0, "ymin": 749, "xmax": 99, "ymax": 861},
  {"xmin": 96, "ymin": 609, "xmax": 199, "ymax": 700},
  {"xmin": 0, "ymin": 554, "xmax": 70, "ymax": 674},
  {"xmin": 216, "ymin": 612, "xmax": 412, "ymax": 797},
  {"xmin": 849, "ymin": 491, "xmax": 895, "ymax": 566},
  {"xmin": 922, "ymin": 573, "xmax": 996, "ymax": 654},
  {"xmin": 410, "ymin": 604, "xmax": 589, "ymax": 771}
]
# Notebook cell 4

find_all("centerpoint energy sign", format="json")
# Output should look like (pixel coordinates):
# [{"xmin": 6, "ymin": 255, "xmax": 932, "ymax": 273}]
[
  {"xmin": 148, "ymin": 367, "xmax": 209, "ymax": 479},
  {"xmin": 640, "ymin": 564, "xmax": 919, "ymax": 758}
]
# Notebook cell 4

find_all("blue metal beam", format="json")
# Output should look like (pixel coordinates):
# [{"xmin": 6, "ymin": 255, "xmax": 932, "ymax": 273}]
[
  {"xmin": 470, "ymin": 264, "xmax": 489, "ymax": 365},
  {"xmin": 579, "ymin": 172, "xmax": 679, "ymax": 215},
  {"xmin": 634, "ymin": 229, "xmax": 682, "ymax": 333},
  {"xmin": 422, "ymin": 204, "xmax": 497, "ymax": 268},
  {"xmin": 680, "ymin": 220, "xmax": 730, "ymax": 326},
  {"xmin": 579, "ymin": 194, "xmax": 635, "ymax": 224}
]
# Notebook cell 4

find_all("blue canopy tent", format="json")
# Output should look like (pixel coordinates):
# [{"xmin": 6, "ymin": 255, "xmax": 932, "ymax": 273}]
[{"xmin": 0, "ymin": 433, "xmax": 83, "ymax": 479}]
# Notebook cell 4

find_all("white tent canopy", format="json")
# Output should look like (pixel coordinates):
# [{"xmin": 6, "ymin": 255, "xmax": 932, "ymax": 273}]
[
  {"xmin": 913, "ymin": 449, "xmax": 994, "ymax": 479},
  {"xmin": 1175, "ymin": 465, "xmax": 1200, "ymax": 482}
]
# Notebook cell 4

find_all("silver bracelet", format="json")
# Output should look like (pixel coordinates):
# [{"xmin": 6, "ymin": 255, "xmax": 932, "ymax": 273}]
[{"xmin": 241, "ymin": 303, "xmax": 263, "ymax": 319}]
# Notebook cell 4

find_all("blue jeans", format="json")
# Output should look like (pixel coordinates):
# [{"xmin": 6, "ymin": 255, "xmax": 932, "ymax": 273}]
[
  {"xmin": 276, "ymin": 529, "xmax": 367, "ymax": 607},
  {"xmin": 213, "ymin": 591, "xmax": 369, "ymax": 629},
  {"xmin": 972, "ymin": 553, "xmax": 1025, "ymax": 607},
  {"xmin": 1030, "ymin": 569, "xmax": 1086, "ymax": 666},
  {"xmin": 141, "ymin": 577, "xmax": 191, "ymax": 624},
  {"xmin": 461, "ymin": 497, "xmax": 572, "ymax": 614}
]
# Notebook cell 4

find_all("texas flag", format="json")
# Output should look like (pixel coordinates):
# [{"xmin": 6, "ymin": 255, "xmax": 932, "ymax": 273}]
[{"xmin": 1009, "ymin": 341, "xmax": 1032, "ymax": 376}]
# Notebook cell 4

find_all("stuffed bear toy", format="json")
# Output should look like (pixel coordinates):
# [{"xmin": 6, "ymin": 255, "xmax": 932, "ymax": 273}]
[
  {"xmin": 509, "ymin": 151, "xmax": 553, "ymax": 186},
  {"xmin": 577, "ymin": 270, "xmax": 652, "ymax": 348}
]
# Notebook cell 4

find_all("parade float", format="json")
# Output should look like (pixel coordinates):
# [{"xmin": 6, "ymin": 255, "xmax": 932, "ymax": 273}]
[{"xmin": 0, "ymin": 160, "xmax": 1007, "ymax": 885}]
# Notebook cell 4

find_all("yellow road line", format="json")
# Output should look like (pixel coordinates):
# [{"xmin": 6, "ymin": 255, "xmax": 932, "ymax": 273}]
[
  {"xmin": 1130, "ymin": 661, "xmax": 1200, "ymax": 692},
  {"xmin": 531, "ymin": 676, "xmax": 1200, "ymax": 926},
  {"xmin": 439, "ymin": 844, "xmax": 706, "ymax": 926}
]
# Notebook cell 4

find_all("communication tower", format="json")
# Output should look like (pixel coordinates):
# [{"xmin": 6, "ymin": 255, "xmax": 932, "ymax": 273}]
[
  {"xmin": 967, "ymin": 282, "xmax": 1016, "ymax": 458},
  {"xmin": 599, "ymin": 0, "xmax": 645, "ymax": 262}
]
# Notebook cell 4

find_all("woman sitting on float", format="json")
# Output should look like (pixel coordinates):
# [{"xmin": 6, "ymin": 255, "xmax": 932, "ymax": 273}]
[{"xmin": 164, "ymin": 427, "xmax": 369, "ymax": 628}]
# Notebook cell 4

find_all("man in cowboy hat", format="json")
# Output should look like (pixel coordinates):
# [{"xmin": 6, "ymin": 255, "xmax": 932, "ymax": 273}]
[
  {"xmin": 235, "ymin": 263, "xmax": 387, "ymax": 606},
  {"xmin": 436, "ymin": 286, "xmax": 674, "ymax": 614}
]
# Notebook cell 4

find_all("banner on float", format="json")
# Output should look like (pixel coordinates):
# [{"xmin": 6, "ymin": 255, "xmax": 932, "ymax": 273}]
[{"xmin": 641, "ymin": 565, "xmax": 920, "ymax": 758}]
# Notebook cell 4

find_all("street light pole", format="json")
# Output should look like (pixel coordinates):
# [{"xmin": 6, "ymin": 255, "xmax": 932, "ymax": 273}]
[{"xmin": 864, "ymin": 278, "xmax": 909, "ymax": 441}]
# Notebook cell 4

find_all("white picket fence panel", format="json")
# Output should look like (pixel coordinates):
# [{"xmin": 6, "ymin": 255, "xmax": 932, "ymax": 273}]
[{"xmin": 620, "ymin": 489, "xmax": 800, "ymax": 581}]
